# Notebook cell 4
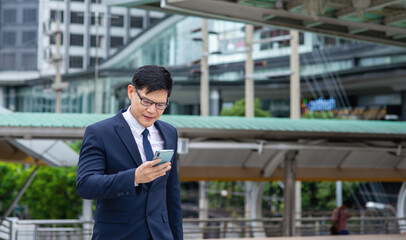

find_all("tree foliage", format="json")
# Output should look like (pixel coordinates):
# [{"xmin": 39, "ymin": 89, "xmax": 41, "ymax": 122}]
[
  {"xmin": 220, "ymin": 98, "xmax": 270, "ymax": 117},
  {"xmin": 0, "ymin": 163, "xmax": 82, "ymax": 219}
]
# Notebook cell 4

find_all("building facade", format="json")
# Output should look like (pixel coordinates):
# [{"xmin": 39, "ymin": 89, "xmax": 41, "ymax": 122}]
[
  {"xmin": 3, "ymin": 14, "xmax": 406, "ymax": 120},
  {"xmin": 0, "ymin": 0, "xmax": 164, "ymax": 110}
]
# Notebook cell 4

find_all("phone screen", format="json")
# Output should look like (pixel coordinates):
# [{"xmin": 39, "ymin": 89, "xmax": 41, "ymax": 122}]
[{"xmin": 153, "ymin": 149, "xmax": 174, "ymax": 166}]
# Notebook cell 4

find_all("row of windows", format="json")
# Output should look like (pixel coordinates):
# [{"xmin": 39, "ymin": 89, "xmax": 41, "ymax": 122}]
[
  {"xmin": 49, "ymin": 34, "xmax": 123, "ymax": 48},
  {"xmin": 0, "ymin": 53, "xmax": 37, "ymax": 70},
  {"xmin": 1, "ymin": 31, "xmax": 37, "ymax": 47},
  {"xmin": 1, "ymin": 8, "xmax": 37, "ymax": 24},
  {"xmin": 51, "ymin": 11, "xmax": 104, "ymax": 26},
  {"xmin": 51, "ymin": 10, "xmax": 156, "ymax": 28},
  {"xmin": 259, "ymin": 29, "xmax": 304, "ymax": 50},
  {"xmin": 0, "ymin": 53, "xmax": 102, "ymax": 70},
  {"xmin": 69, "ymin": 56, "xmax": 103, "ymax": 68}
]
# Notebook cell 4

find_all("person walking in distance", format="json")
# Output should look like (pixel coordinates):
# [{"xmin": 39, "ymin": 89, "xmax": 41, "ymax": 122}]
[{"xmin": 332, "ymin": 200, "xmax": 353, "ymax": 235}]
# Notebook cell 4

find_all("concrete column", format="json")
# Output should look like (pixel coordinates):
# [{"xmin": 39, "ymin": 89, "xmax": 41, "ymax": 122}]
[
  {"xmin": 200, "ymin": 18, "xmax": 209, "ymax": 117},
  {"xmin": 290, "ymin": 30, "xmax": 301, "ymax": 235},
  {"xmin": 244, "ymin": 181, "xmax": 253, "ymax": 237},
  {"xmin": 123, "ymin": 8, "xmax": 130, "ymax": 45},
  {"xmin": 245, "ymin": 24, "xmax": 254, "ymax": 118},
  {"xmin": 209, "ymin": 89, "xmax": 220, "ymax": 116},
  {"xmin": 81, "ymin": 199, "xmax": 93, "ymax": 239},
  {"xmin": 283, "ymin": 150, "xmax": 297, "ymax": 236},
  {"xmin": 83, "ymin": 0, "xmax": 90, "ymax": 68},
  {"xmin": 250, "ymin": 182, "xmax": 267, "ymax": 238},
  {"xmin": 198, "ymin": 181, "xmax": 208, "ymax": 238},
  {"xmin": 63, "ymin": 0, "xmax": 71, "ymax": 72},
  {"xmin": 104, "ymin": 6, "xmax": 111, "ymax": 59},
  {"xmin": 336, "ymin": 181, "xmax": 343, "ymax": 207},
  {"xmin": 290, "ymin": 30, "xmax": 300, "ymax": 119},
  {"xmin": 143, "ymin": 10, "xmax": 150, "ymax": 29},
  {"xmin": 0, "ymin": 87, "xmax": 5, "ymax": 108}
]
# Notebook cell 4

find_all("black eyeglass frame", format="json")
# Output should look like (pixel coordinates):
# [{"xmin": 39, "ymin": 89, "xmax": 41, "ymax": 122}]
[{"xmin": 134, "ymin": 87, "xmax": 169, "ymax": 110}]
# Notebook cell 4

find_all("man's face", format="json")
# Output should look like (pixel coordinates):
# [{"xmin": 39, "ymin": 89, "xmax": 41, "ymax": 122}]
[{"xmin": 127, "ymin": 85, "xmax": 168, "ymax": 128}]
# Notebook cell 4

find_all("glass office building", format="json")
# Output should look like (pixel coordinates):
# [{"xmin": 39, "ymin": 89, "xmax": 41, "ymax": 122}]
[{"xmin": 8, "ymin": 15, "xmax": 406, "ymax": 119}]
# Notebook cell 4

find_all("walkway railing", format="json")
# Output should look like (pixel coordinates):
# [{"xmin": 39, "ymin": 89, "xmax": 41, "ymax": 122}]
[{"xmin": 0, "ymin": 216, "xmax": 405, "ymax": 240}]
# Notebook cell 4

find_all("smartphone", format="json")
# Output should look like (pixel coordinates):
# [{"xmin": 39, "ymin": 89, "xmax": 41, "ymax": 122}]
[{"xmin": 153, "ymin": 149, "xmax": 174, "ymax": 166}]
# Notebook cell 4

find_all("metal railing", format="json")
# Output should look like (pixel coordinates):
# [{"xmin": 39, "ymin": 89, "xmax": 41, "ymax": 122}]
[
  {"xmin": 0, "ymin": 218, "xmax": 12, "ymax": 240},
  {"xmin": 0, "ymin": 216, "xmax": 405, "ymax": 240}
]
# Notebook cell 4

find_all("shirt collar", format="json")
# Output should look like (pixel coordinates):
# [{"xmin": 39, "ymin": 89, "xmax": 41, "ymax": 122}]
[{"xmin": 123, "ymin": 106, "xmax": 154, "ymax": 136}]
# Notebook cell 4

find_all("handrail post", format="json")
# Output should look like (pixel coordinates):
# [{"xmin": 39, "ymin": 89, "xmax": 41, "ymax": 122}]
[{"xmin": 9, "ymin": 220, "xmax": 13, "ymax": 240}]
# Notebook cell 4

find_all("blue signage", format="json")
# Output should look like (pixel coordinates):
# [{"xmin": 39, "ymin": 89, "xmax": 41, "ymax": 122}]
[{"xmin": 308, "ymin": 97, "xmax": 336, "ymax": 112}]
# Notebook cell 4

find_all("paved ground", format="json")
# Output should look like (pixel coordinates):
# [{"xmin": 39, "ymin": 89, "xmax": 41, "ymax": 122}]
[{"xmin": 206, "ymin": 235, "xmax": 406, "ymax": 240}]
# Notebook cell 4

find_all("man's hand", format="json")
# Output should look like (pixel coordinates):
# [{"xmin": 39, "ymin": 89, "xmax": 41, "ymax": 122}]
[{"xmin": 134, "ymin": 159, "xmax": 171, "ymax": 184}]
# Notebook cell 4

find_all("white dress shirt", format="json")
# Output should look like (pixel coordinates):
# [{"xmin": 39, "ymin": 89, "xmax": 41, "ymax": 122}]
[
  {"xmin": 122, "ymin": 106, "xmax": 165, "ymax": 163},
  {"xmin": 123, "ymin": 107, "xmax": 164, "ymax": 186}
]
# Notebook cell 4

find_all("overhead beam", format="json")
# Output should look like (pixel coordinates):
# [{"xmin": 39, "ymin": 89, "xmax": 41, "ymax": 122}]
[
  {"xmin": 385, "ymin": 12, "xmax": 406, "ymax": 25},
  {"xmin": 286, "ymin": 0, "xmax": 302, "ymax": 11},
  {"xmin": 160, "ymin": 0, "xmax": 406, "ymax": 47},
  {"xmin": 178, "ymin": 166, "xmax": 406, "ymax": 182},
  {"xmin": 336, "ymin": 0, "xmax": 405, "ymax": 18},
  {"xmin": 187, "ymin": 141, "xmax": 405, "ymax": 154}
]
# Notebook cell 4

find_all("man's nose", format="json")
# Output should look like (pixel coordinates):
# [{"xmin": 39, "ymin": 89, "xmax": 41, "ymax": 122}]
[{"xmin": 146, "ymin": 104, "xmax": 156, "ymax": 112}]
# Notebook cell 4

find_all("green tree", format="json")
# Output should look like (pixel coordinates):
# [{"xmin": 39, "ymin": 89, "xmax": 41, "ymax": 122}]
[
  {"xmin": 0, "ymin": 163, "xmax": 82, "ymax": 219},
  {"xmin": 303, "ymin": 110, "xmax": 335, "ymax": 119},
  {"xmin": 0, "ymin": 163, "xmax": 23, "ymax": 216},
  {"xmin": 18, "ymin": 165, "xmax": 82, "ymax": 219},
  {"xmin": 220, "ymin": 98, "xmax": 270, "ymax": 117}
]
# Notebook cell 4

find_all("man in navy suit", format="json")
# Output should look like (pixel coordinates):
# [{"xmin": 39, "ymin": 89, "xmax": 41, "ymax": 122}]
[{"xmin": 76, "ymin": 65, "xmax": 183, "ymax": 240}]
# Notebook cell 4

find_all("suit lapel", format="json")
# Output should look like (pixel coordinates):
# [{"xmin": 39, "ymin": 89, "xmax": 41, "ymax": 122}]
[{"xmin": 114, "ymin": 110, "xmax": 144, "ymax": 167}]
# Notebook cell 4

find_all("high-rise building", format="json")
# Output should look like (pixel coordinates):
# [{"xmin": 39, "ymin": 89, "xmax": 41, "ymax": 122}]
[
  {"xmin": 0, "ymin": 0, "xmax": 164, "ymax": 109},
  {"xmin": 38, "ymin": 0, "xmax": 164, "ymax": 75}
]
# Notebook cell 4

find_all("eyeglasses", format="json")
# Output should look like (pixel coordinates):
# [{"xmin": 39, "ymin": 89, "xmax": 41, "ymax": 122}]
[{"xmin": 134, "ymin": 88, "xmax": 169, "ymax": 110}]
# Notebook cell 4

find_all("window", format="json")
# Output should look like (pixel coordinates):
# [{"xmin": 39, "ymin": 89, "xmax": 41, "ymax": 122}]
[
  {"xmin": 22, "ymin": 53, "xmax": 37, "ymax": 70},
  {"xmin": 51, "ymin": 10, "xmax": 64, "ymax": 23},
  {"xmin": 259, "ymin": 29, "xmax": 292, "ymax": 50},
  {"xmin": 91, "ymin": 13, "xmax": 103, "ymax": 25},
  {"xmin": 71, "ymin": 0, "xmax": 84, "ymax": 2},
  {"xmin": 71, "ymin": 11, "xmax": 84, "ymax": 24},
  {"xmin": 2, "ymin": 31, "xmax": 16, "ymax": 46},
  {"xmin": 22, "ymin": 31, "xmax": 37, "ymax": 47},
  {"xmin": 3, "ymin": 9, "xmax": 17, "ymax": 24},
  {"xmin": 23, "ymin": 8, "xmax": 37, "ymax": 23},
  {"xmin": 150, "ymin": 17, "xmax": 161, "ymax": 25},
  {"xmin": 110, "ymin": 15, "xmax": 124, "ymax": 27},
  {"xmin": 130, "ymin": 16, "xmax": 143, "ymax": 28},
  {"xmin": 69, "ymin": 56, "xmax": 83, "ymax": 68},
  {"xmin": 90, "ymin": 35, "xmax": 102, "ymax": 47},
  {"xmin": 0, "ymin": 53, "xmax": 16, "ymax": 70},
  {"xmin": 91, "ymin": 0, "xmax": 102, "ymax": 3},
  {"xmin": 70, "ymin": 34, "xmax": 83, "ymax": 46},
  {"xmin": 50, "ymin": 33, "xmax": 64, "ymax": 45},
  {"xmin": 89, "ymin": 57, "xmax": 103, "ymax": 67},
  {"xmin": 110, "ymin": 36, "xmax": 123, "ymax": 48}
]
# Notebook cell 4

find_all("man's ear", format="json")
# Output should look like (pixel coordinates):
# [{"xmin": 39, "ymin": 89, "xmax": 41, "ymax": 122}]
[{"xmin": 127, "ymin": 84, "xmax": 134, "ymax": 99}]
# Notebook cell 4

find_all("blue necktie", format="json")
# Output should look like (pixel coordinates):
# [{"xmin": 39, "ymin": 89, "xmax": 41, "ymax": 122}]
[{"xmin": 142, "ymin": 129, "xmax": 153, "ymax": 161}]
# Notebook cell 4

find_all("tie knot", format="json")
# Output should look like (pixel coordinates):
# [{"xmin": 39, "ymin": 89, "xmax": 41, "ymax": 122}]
[{"xmin": 142, "ymin": 128, "xmax": 149, "ymax": 138}]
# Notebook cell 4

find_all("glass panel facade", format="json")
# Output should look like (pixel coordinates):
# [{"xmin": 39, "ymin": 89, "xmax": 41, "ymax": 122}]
[
  {"xmin": 23, "ymin": 8, "xmax": 37, "ymax": 23},
  {"xmin": 114, "ymin": 17, "xmax": 202, "ymax": 69},
  {"xmin": 22, "ymin": 31, "xmax": 37, "ymax": 47}
]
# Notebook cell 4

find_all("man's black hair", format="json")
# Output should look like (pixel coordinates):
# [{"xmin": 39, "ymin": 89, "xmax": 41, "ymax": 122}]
[
  {"xmin": 343, "ymin": 200, "xmax": 353, "ymax": 209},
  {"xmin": 131, "ymin": 65, "xmax": 173, "ymax": 97}
]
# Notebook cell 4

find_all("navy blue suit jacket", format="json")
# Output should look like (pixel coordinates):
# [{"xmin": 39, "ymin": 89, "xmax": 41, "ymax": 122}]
[{"xmin": 76, "ymin": 109, "xmax": 183, "ymax": 240}]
